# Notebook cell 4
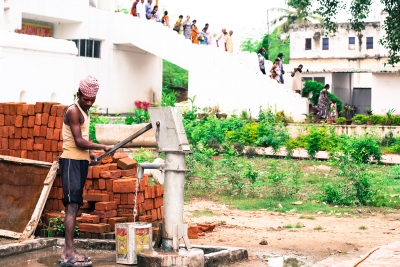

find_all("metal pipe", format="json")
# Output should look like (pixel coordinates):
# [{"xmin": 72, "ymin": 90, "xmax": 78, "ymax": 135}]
[
  {"xmin": 137, "ymin": 163, "xmax": 164, "ymax": 179},
  {"xmin": 161, "ymin": 152, "xmax": 186, "ymax": 251}
]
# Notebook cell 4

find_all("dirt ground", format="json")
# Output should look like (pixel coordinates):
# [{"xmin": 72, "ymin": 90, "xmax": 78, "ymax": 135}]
[{"xmin": 184, "ymin": 199, "xmax": 400, "ymax": 267}]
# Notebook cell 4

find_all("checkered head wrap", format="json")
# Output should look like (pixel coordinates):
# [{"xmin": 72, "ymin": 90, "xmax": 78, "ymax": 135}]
[{"xmin": 79, "ymin": 75, "xmax": 99, "ymax": 97}]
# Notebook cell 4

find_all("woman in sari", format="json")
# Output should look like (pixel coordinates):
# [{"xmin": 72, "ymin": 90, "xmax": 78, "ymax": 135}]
[
  {"xmin": 183, "ymin": 15, "xmax": 191, "ymax": 39},
  {"xmin": 270, "ymin": 59, "xmax": 281, "ymax": 83},
  {"xmin": 317, "ymin": 84, "xmax": 332, "ymax": 119},
  {"xmin": 191, "ymin": 20, "xmax": 199, "ymax": 44}
]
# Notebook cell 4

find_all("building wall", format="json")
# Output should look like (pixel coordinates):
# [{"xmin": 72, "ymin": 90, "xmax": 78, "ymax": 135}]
[
  {"xmin": 371, "ymin": 73, "xmax": 400, "ymax": 115},
  {"xmin": 290, "ymin": 22, "xmax": 387, "ymax": 61}
]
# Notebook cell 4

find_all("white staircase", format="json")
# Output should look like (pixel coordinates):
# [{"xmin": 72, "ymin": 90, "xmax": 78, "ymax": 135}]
[{"xmin": 112, "ymin": 13, "xmax": 308, "ymax": 121}]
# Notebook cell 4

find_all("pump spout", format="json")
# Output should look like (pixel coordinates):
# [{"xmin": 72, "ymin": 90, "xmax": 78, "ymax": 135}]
[{"xmin": 138, "ymin": 163, "xmax": 164, "ymax": 179}]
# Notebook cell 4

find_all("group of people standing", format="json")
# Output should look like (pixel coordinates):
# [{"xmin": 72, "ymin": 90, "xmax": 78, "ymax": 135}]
[{"xmin": 130, "ymin": 0, "xmax": 234, "ymax": 52}]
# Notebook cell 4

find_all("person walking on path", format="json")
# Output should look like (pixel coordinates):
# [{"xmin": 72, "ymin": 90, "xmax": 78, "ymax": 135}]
[
  {"xmin": 150, "ymin": 5, "xmax": 160, "ymax": 22},
  {"xmin": 257, "ymin": 48, "xmax": 267, "ymax": 74},
  {"xmin": 130, "ymin": 0, "xmax": 139, "ymax": 16},
  {"xmin": 277, "ymin": 53, "xmax": 285, "ymax": 84},
  {"xmin": 216, "ymin": 28, "xmax": 226, "ymax": 51},
  {"xmin": 291, "ymin": 64, "xmax": 303, "ymax": 94},
  {"xmin": 183, "ymin": 16, "xmax": 192, "ymax": 39},
  {"xmin": 205, "ymin": 23, "xmax": 212, "ymax": 45},
  {"xmin": 145, "ymin": 0, "xmax": 153, "ymax": 19},
  {"xmin": 161, "ymin": 11, "xmax": 170, "ymax": 27},
  {"xmin": 136, "ymin": 0, "xmax": 146, "ymax": 19},
  {"xmin": 317, "ymin": 84, "xmax": 332, "ymax": 119},
  {"xmin": 191, "ymin": 20, "xmax": 199, "ymax": 44},
  {"xmin": 270, "ymin": 58, "xmax": 281, "ymax": 83},
  {"xmin": 59, "ymin": 76, "xmax": 113, "ymax": 267},
  {"xmin": 173, "ymin": 15, "xmax": 183, "ymax": 33},
  {"xmin": 199, "ymin": 27, "xmax": 208, "ymax": 45},
  {"xmin": 225, "ymin": 30, "xmax": 233, "ymax": 53}
]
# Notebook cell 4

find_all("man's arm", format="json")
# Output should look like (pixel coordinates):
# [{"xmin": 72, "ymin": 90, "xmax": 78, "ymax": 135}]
[{"xmin": 66, "ymin": 108, "xmax": 112, "ymax": 151}]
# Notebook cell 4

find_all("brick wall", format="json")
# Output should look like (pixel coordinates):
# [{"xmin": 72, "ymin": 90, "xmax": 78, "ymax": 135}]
[{"xmin": 0, "ymin": 102, "xmax": 67, "ymax": 162}]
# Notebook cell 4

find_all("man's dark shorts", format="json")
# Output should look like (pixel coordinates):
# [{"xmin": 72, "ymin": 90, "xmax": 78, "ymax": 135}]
[{"xmin": 59, "ymin": 158, "xmax": 89, "ymax": 207}]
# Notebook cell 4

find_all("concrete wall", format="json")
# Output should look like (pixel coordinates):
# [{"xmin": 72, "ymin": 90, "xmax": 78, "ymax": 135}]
[
  {"xmin": 0, "ymin": 30, "xmax": 77, "ymax": 104},
  {"xmin": 371, "ymin": 73, "xmax": 400, "ymax": 115},
  {"xmin": 332, "ymin": 73, "xmax": 352, "ymax": 105}
]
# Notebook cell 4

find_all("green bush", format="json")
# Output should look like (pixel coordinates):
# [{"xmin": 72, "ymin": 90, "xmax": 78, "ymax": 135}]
[
  {"xmin": 302, "ymin": 81, "xmax": 343, "ymax": 113},
  {"xmin": 335, "ymin": 117, "xmax": 346, "ymax": 125},
  {"xmin": 352, "ymin": 114, "xmax": 368, "ymax": 124},
  {"xmin": 370, "ymin": 115, "xmax": 385, "ymax": 125},
  {"xmin": 343, "ymin": 135, "xmax": 382, "ymax": 163},
  {"xmin": 392, "ymin": 116, "xmax": 400, "ymax": 126}
]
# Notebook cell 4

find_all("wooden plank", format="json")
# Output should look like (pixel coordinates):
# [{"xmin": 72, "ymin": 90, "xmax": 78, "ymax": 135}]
[
  {"xmin": 0, "ymin": 155, "xmax": 52, "ymax": 168},
  {"xmin": 19, "ymin": 161, "xmax": 59, "ymax": 240},
  {"xmin": 0, "ymin": 230, "xmax": 21, "ymax": 239}
]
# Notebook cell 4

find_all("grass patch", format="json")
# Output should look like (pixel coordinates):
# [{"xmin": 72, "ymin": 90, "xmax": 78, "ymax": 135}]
[
  {"xmin": 314, "ymin": 226, "xmax": 323, "ymax": 230},
  {"xmin": 359, "ymin": 225, "xmax": 367, "ymax": 230},
  {"xmin": 193, "ymin": 210, "xmax": 215, "ymax": 217},
  {"xmin": 283, "ymin": 224, "xmax": 293, "ymax": 229},
  {"xmin": 295, "ymin": 222, "xmax": 303, "ymax": 228},
  {"xmin": 299, "ymin": 216, "xmax": 315, "ymax": 220}
]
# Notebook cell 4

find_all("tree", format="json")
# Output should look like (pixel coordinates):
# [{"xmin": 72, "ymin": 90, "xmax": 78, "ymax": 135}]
[
  {"xmin": 316, "ymin": 0, "xmax": 400, "ymax": 66},
  {"xmin": 271, "ymin": 0, "xmax": 321, "ymax": 35}
]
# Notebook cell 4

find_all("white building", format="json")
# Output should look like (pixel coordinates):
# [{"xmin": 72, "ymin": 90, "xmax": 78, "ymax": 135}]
[
  {"xmin": 1, "ymin": 0, "xmax": 309, "ymax": 121},
  {"xmin": 287, "ymin": 17, "xmax": 400, "ymax": 115},
  {"xmin": 0, "ymin": 0, "xmax": 163, "ymax": 114}
]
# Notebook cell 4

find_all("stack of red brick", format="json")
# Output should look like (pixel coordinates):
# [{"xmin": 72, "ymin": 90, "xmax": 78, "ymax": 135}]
[
  {"xmin": 43, "ymin": 152, "xmax": 164, "ymax": 238},
  {"xmin": 0, "ymin": 102, "xmax": 67, "ymax": 162}
]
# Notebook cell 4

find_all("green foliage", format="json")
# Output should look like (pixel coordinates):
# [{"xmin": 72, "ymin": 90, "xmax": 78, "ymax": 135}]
[
  {"xmin": 352, "ymin": 114, "xmax": 368, "ymax": 124},
  {"xmin": 47, "ymin": 216, "xmax": 79, "ymax": 237},
  {"xmin": 89, "ymin": 105, "xmax": 110, "ymax": 143},
  {"xmin": 240, "ymin": 28, "xmax": 290, "ymax": 64},
  {"xmin": 131, "ymin": 148, "xmax": 156, "ymax": 163},
  {"xmin": 161, "ymin": 87, "xmax": 178, "ymax": 107},
  {"xmin": 162, "ymin": 60, "xmax": 188, "ymax": 89},
  {"xmin": 302, "ymin": 80, "xmax": 343, "ymax": 113},
  {"xmin": 226, "ymin": 123, "xmax": 258, "ymax": 145},
  {"xmin": 125, "ymin": 108, "xmax": 150, "ymax": 125},
  {"xmin": 335, "ymin": 117, "xmax": 346, "ymax": 125},
  {"xmin": 267, "ymin": 160, "xmax": 301, "ymax": 199},
  {"xmin": 317, "ymin": 0, "xmax": 400, "ymax": 66},
  {"xmin": 302, "ymin": 125, "xmax": 342, "ymax": 159},
  {"xmin": 342, "ymin": 134, "xmax": 382, "ymax": 164}
]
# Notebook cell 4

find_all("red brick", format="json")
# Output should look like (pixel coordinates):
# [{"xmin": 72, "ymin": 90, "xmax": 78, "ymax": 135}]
[
  {"xmin": 35, "ymin": 137, "xmax": 45, "ymax": 144},
  {"xmin": 0, "ymin": 114, "xmax": 4, "ymax": 126},
  {"xmin": 1, "ymin": 126, "xmax": 7, "ymax": 138},
  {"xmin": 76, "ymin": 215, "xmax": 100, "ymax": 224},
  {"xmin": 58, "ymin": 141, "xmax": 63, "ymax": 152},
  {"xmin": 41, "ymin": 113, "xmax": 49, "ymax": 125},
  {"xmin": 35, "ymin": 114, "xmax": 42, "ymax": 125},
  {"xmin": 113, "ymin": 179, "xmax": 136, "ymax": 193},
  {"xmin": 34, "ymin": 102, "xmax": 43, "ymax": 113},
  {"xmin": 109, "ymin": 170, "xmax": 121, "ymax": 178},
  {"xmin": 47, "ymin": 116, "xmax": 56, "ymax": 128},
  {"xmin": 188, "ymin": 226, "xmax": 199, "ymax": 239},
  {"xmin": 33, "ymin": 125, "xmax": 40, "ymax": 137},
  {"xmin": 46, "ymin": 128, "xmax": 53, "ymax": 140},
  {"xmin": 117, "ymin": 158, "xmax": 138, "ymax": 170},
  {"xmin": 26, "ymin": 139, "xmax": 34, "ymax": 150},
  {"xmin": 121, "ymin": 193, "xmax": 128, "ymax": 204},
  {"xmin": 22, "ymin": 116, "xmax": 28, "ymax": 127},
  {"xmin": 46, "ymin": 152, "xmax": 53, "ymax": 162},
  {"xmin": 151, "ymin": 209, "xmax": 157, "ymax": 221},
  {"xmin": 93, "ymin": 179, "xmax": 99, "ymax": 189},
  {"xmin": 106, "ymin": 179, "xmax": 114, "ymax": 191},
  {"xmin": 6, "ymin": 103, "xmax": 17, "ymax": 115},
  {"xmin": 51, "ymin": 140, "xmax": 58, "ymax": 152},
  {"xmin": 55, "ymin": 117, "xmax": 63, "ymax": 129},
  {"xmin": 107, "ymin": 217, "xmax": 127, "ymax": 230},
  {"xmin": 98, "ymin": 179, "xmax": 106, "ymax": 190},
  {"xmin": 108, "ymin": 163, "xmax": 118, "ymax": 171},
  {"xmin": 28, "ymin": 128, "xmax": 34, "ymax": 138},
  {"xmin": 40, "ymin": 126, "xmax": 47, "ymax": 137},
  {"xmin": 1, "ymin": 138, "xmax": 8, "ymax": 149},
  {"xmin": 53, "ymin": 129, "xmax": 60, "ymax": 140},
  {"xmin": 34, "ymin": 144, "xmax": 43, "ymax": 151},
  {"xmin": 15, "ymin": 115, "xmax": 23, "ymax": 127},
  {"xmin": 33, "ymin": 151, "xmax": 39, "ymax": 160},
  {"xmin": 0, "ymin": 103, "xmax": 3, "ymax": 114},
  {"xmin": 13, "ymin": 139, "xmax": 20, "ymax": 150},
  {"xmin": 92, "ymin": 165, "xmax": 110, "ymax": 179},
  {"xmin": 43, "ymin": 139, "xmax": 51, "ymax": 151},
  {"xmin": 127, "ymin": 193, "xmax": 135, "ymax": 205},
  {"xmin": 21, "ymin": 128, "xmax": 28, "ymax": 139},
  {"xmin": 43, "ymin": 102, "xmax": 58, "ymax": 114},
  {"xmin": 8, "ymin": 126, "xmax": 15, "ymax": 138},
  {"xmin": 57, "ymin": 187, "xmax": 63, "ymax": 199},
  {"xmin": 112, "ymin": 153, "xmax": 129, "ymax": 163},
  {"xmin": 21, "ymin": 150, "xmax": 27, "ymax": 158},
  {"xmin": 39, "ymin": 151, "xmax": 46, "ymax": 161},
  {"xmin": 27, "ymin": 150, "xmax": 33, "ymax": 159},
  {"xmin": 95, "ymin": 201, "xmax": 117, "ymax": 211},
  {"xmin": 27, "ymin": 116, "xmax": 35, "ymax": 127},
  {"xmin": 14, "ymin": 127, "xmax": 21, "ymax": 139},
  {"xmin": 56, "ymin": 105, "xmax": 68, "ymax": 117},
  {"xmin": 21, "ymin": 104, "xmax": 29, "ymax": 116},
  {"xmin": 16, "ymin": 103, "xmax": 23, "ymax": 115},
  {"xmin": 100, "ymin": 155, "xmax": 113, "ymax": 164},
  {"xmin": 144, "ymin": 199, "xmax": 153, "ymax": 211},
  {"xmin": 157, "ymin": 208, "xmax": 162, "ymax": 220},
  {"xmin": 90, "ymin": 210, "xmax": 117, "ymax": 219},
  {"xmin": 78, "ymin": 223, "xmax": 108, "ymax": 234},
  {"xmin": 120, "ymin": 169, "xmax": 137, "ymax": 177},
  {"xmin": 87, "ymin": 166, "xmax": 93, "ymax": 178},
  {"xmin": 27, "ymin": 104, "xmax": 35, "ymax": 115},
  {"xmin": 84, "ymin": 194, "xmax": 109, "ymax": 202},
  {"xmin": 52, "ymin": 152, "xmax": 60, "ymax": 162}
]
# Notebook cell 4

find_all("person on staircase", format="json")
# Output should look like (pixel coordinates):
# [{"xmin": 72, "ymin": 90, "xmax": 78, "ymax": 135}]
[
  {"xmin": 145, "ymin": 0, "xmax": 154, "ymax": 19},
  {"xmin": 257, "ymin": 48, "xmax": 267, "ymax": 75},
  {"xmin": 149, "ymin": 5, "xmax": 160, "ymax": 22},
  {"xmin": 225, "ymin": 30, "xmax": 233, "ymax": 53},
  {"xmin": 161, "ymin": 10, "xmax": 170, "ymax": 27},
  {"xmin": 191, "ymin": 20, "xmax": 200, "ymax": 44},
  {"xmin": 130, "ymin": 0, "xmax": 139, "ymax": 16},
  {"xmin": 136, "ymin": 0, "xmax": 146, "ymax": 19},
  {"xmin": 216, "ymin": 28, "xmax": 226, "ymax": 51},
  {"xmin": 183, "ymin": 15, "xmax": 192, "ymax": 39},
  {"xmin": 59, "ymin": 76, "xmax": 113, "ymax": 267}
]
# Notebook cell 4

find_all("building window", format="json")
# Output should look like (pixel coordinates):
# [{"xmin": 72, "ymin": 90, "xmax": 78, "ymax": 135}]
[
  {"xmin": 71, "ymin": 39, "xmax": 101, "ymax": 58},
  {"xmin": 305, "ymin": 38, "xmax": 312, "ymax": 50},
  {"xmin": 366, "ymin": 37, "xmax": 373, "ymax": 49},
  {"xmin": 322, "ymin": 38, "xmax": 329, "ymax": 50},
  {"xmin": 348, "ymin": 37, "xmax": 355, "ymax": 50}
]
